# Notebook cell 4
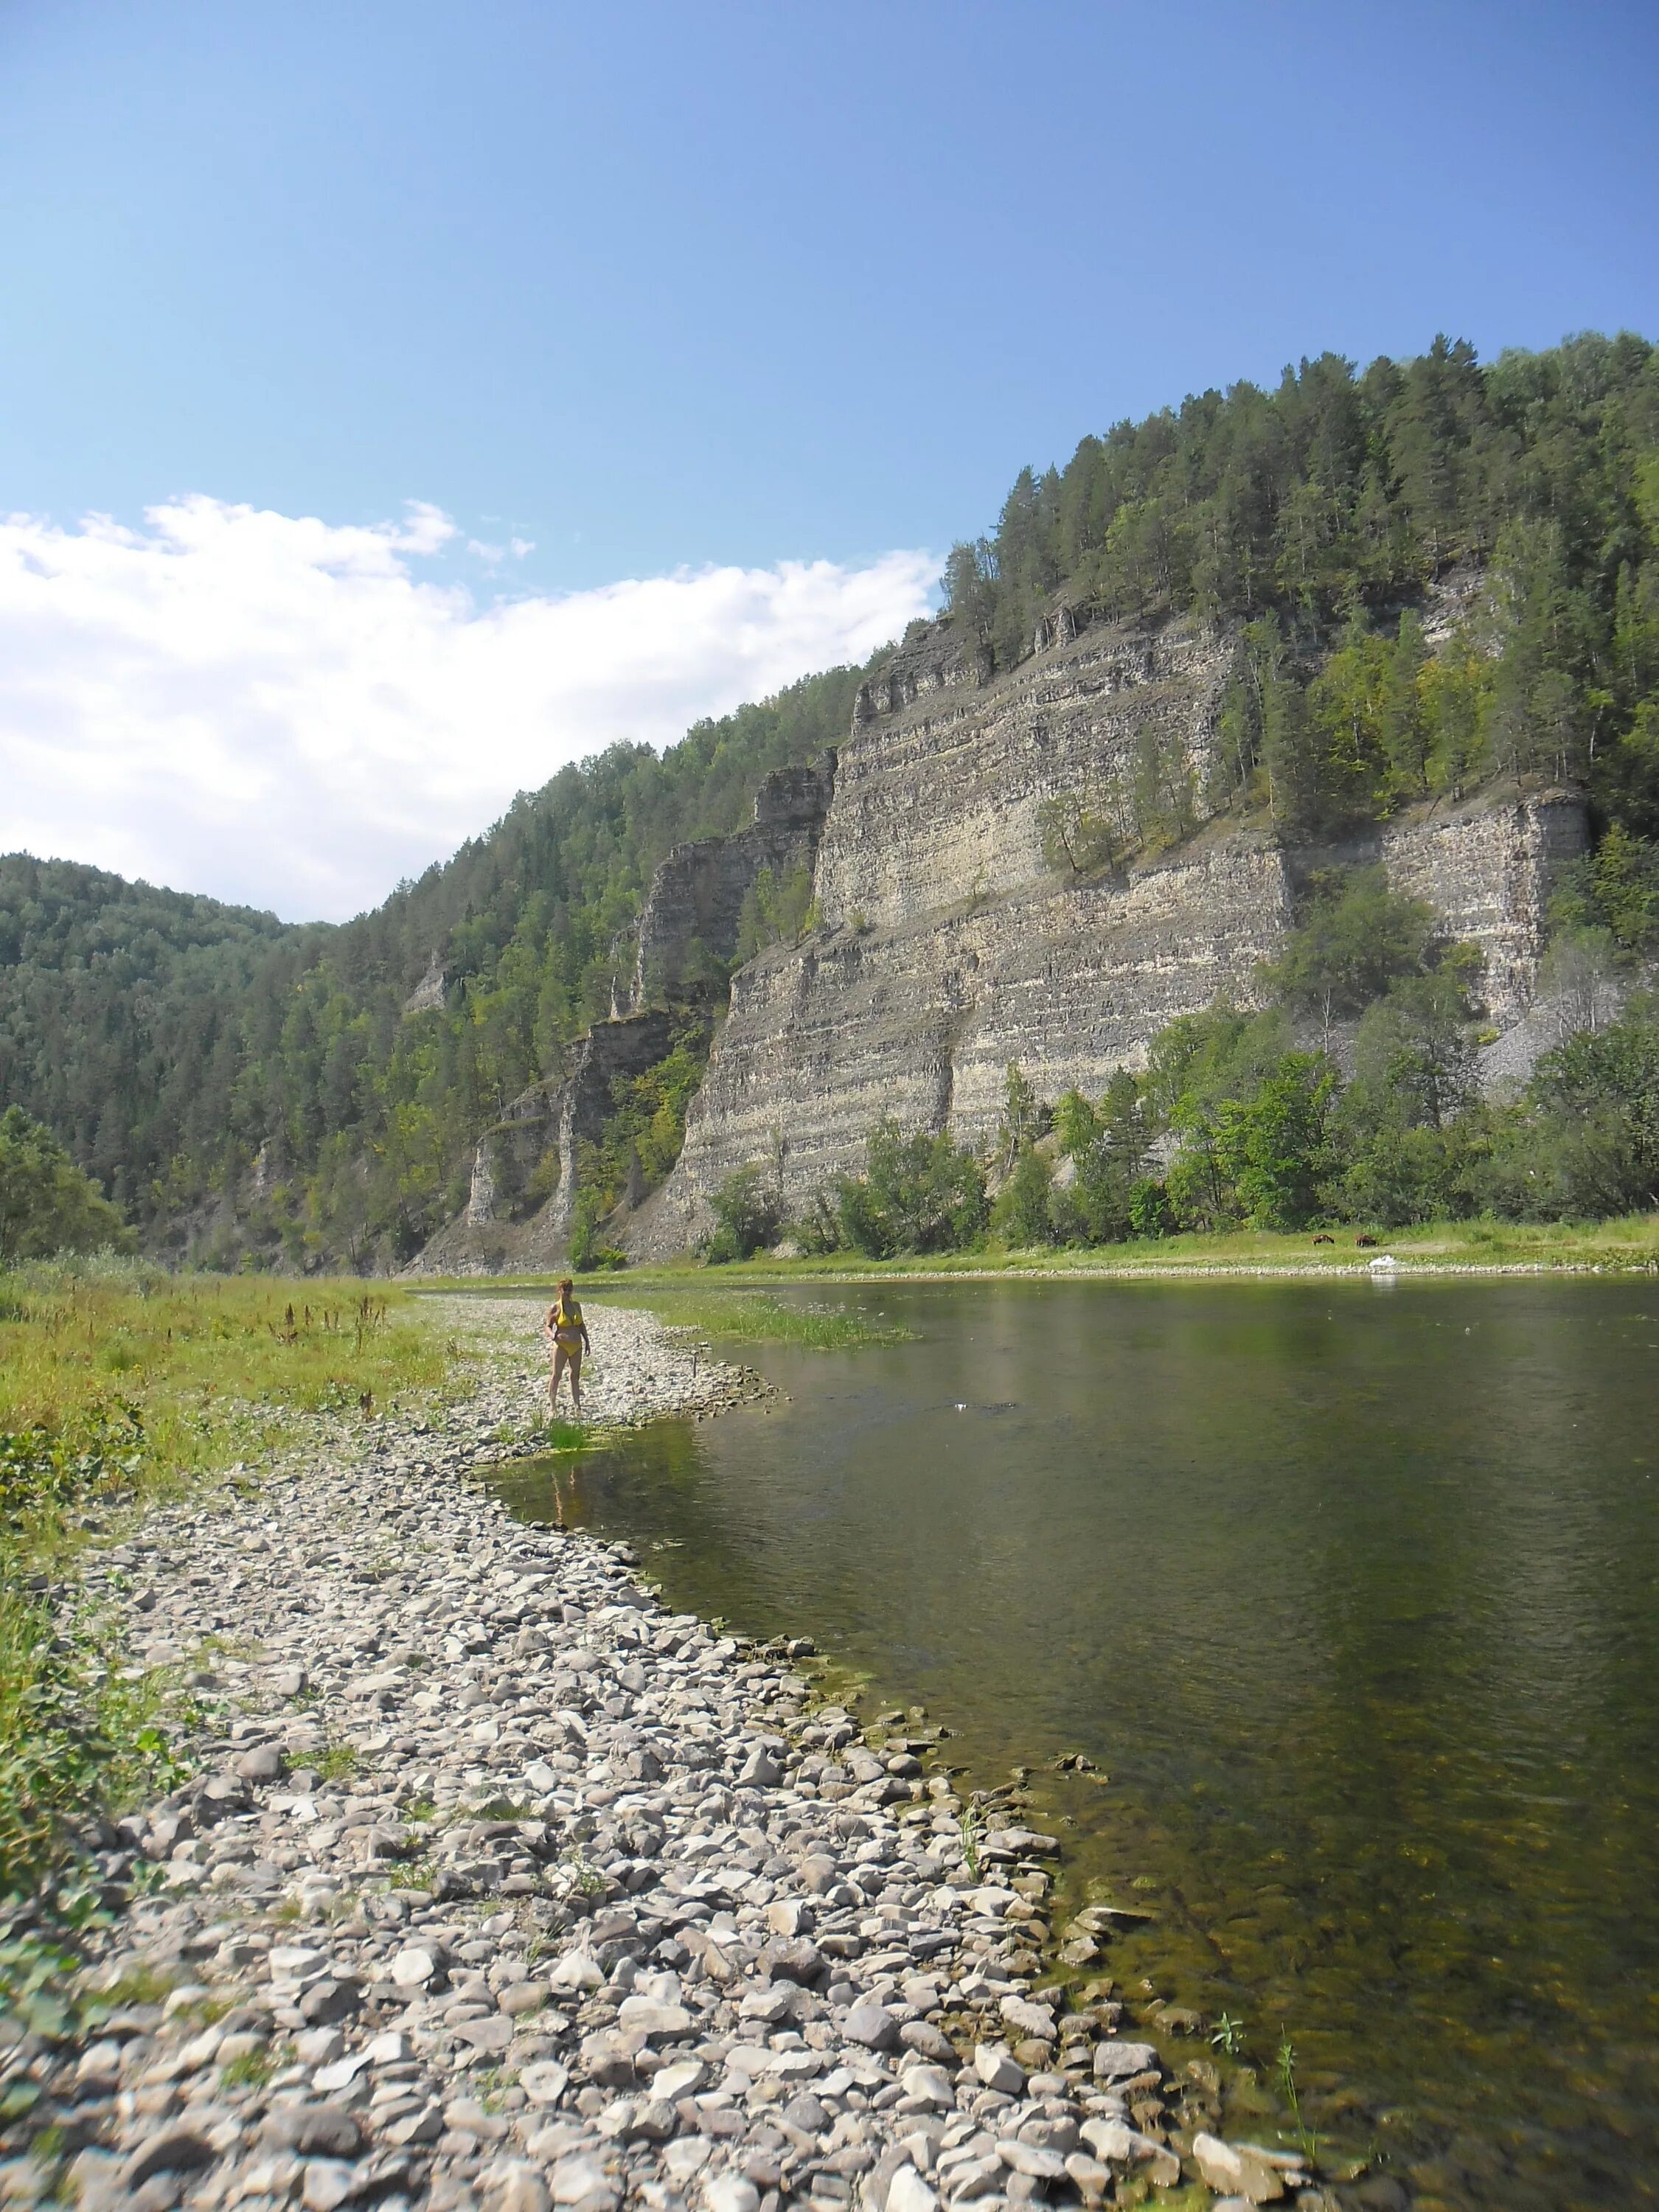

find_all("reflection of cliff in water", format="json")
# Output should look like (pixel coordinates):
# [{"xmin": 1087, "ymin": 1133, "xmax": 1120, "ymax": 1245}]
[{"xmin": 490, "ymin": 1278, "xmax": 1659, "ymax": 2212}]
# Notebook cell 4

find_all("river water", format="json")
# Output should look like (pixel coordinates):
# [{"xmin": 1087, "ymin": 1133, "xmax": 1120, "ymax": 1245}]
[{"xmin": 486, "ymin": 1276, "xmax": 1659, "ymax": 2211}]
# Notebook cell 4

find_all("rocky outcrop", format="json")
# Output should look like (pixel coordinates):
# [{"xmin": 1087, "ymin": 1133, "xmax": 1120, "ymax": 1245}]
[
  {"xmin": 631, "ymin": 608, "xmax": 1588, "ymax": 1253},
  {"xmin": 630, "ymin": 755, "xmax": 837, "ymax": 1005},
  {"xmin": 638, "ymin": 831, "xmax": 1293, "ymax": 1251},
  {"xmin": 820, "ymin": 616, "xmax": 1229, "ymax": 932},
  {"xmin": 1350, "ymin": 796, "xmax": 1586, "ymax": 1020},
  {"xmin": 406, "ymin": 1012, "xmax": 686, "ymax": 1275},
  {"xmin": 402, "ymin": 950, "xmax": 448, "ymax": 1015}
]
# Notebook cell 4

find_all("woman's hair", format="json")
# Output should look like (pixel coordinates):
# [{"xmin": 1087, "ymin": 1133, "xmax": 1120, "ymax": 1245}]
[{"xmin": 557, "ymin": 1277, "xmax": 574, "ymax": 1294}]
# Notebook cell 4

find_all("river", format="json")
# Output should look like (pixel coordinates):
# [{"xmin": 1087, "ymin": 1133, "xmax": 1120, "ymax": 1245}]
[{"xmin": 486, "ymin": 1276, "xmax": 1659, "ymax": 2211}]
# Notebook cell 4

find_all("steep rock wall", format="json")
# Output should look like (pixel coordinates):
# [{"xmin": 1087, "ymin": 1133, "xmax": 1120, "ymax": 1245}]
[
  {"xmin": 637, "ymin": 830, "xmax": 1294, "ymax": 1251},
  {"xmin": 636, "ymin": 605, "xmax": 1587, "ymax": 1253},
  {"xmin": 819, "ymin": 618, "xmax": 1230, "ymax": 930},
  {"xmin": 631, "ymin": 755, "xmax": 836, "ymax": 1004},
  {"xmin": 406, "ymin": 1010, "xmax": 683, "ymax": 1276}
]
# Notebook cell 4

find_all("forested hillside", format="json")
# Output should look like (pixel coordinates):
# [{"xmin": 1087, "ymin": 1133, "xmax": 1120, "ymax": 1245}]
[
  {"xmin": 3, "ymin": 331, "xmax": 1657, "ymax": 1269},
  {"xmin": 0, "ymin": 860, "xmax": 303, "ymax": 1217},
  {"xmin": 946, "ymin": 331, "xmax": 1659, "ymax": 852},
  {"xmin": 0, "ymin": 664, "xmax": 863, "ymax": 1265}
]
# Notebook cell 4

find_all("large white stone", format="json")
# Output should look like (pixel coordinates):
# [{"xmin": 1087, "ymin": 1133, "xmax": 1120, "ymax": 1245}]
[{"xmin": 886, "ymin": 2168, "xmax": 938, "ymax": 2212}]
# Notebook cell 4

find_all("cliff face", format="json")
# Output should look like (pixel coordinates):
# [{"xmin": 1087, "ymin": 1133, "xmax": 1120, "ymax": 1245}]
[
  {"xmin": 630, "ymin": 611, "xmax": 1587, "ymax": 1253},
  {"xmin": 630, "ymin": 756, "xmax": 836, "ymax": 1005},
  {"xmin": 821, "ymin": 615, "xmax": 1230, "ymax": 931},
  {"xmin": 406, "ymin": 1009, "xmax": 684, "ymax": 1276}
]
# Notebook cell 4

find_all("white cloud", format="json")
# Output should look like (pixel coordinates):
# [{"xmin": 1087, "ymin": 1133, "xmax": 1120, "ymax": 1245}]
[{"xmin": 0, "ymin": 495, "xmax": 936, "ymax": 922}]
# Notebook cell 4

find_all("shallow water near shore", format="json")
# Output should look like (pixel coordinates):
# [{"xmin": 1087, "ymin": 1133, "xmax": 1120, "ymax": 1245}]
[{"xmin": 487, "ymin": 1276, "xmax": 1659, "ymax": 2211}]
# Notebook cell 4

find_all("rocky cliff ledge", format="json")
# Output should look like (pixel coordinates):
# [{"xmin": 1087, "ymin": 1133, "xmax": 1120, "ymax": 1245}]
[
  {"xmin": 629, "ymin": 611, "xmax": 1586, "ymax": 1254},
  {"xmin": 406, "ymin": 1012, "xmax": 689, "ymax": 1277},
  {"xmin": 630, "ymin": 757, "xmax": 837, "ymax": 1007}
]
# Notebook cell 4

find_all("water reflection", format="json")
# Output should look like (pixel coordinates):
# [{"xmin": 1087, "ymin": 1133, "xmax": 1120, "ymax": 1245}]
[{"xmin": 488, "ymin": 1279, "xmax": 1659, "ymax": 2210}]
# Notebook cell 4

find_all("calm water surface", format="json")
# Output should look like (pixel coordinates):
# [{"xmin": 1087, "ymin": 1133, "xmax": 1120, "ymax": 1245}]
[{"xmin": 487, "ymin": 1278, "xmax": 1659, "ymax": 2211}]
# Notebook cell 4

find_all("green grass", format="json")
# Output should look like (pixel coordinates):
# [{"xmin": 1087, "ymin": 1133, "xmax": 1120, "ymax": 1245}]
[
  {"xmin": 0, "ymin": 1261, "xmax": 468, "ymax": 1930},
  {"xmin": 1, "ymin": 1262, "xmax": 455, "ymax": 1557},
  {"xmin": 414, "ymin": 1214, "xmax": 1659, "ymax": 1304},
  {"xmin": 581, "ymin": 1287, "xmax": 916, "ymax": 1349}
]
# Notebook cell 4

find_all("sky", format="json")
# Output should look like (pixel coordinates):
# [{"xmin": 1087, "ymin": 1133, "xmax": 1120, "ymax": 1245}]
[{"xmin": 1, "ymin": 0, "xmax": 1655, "ymax": 920}]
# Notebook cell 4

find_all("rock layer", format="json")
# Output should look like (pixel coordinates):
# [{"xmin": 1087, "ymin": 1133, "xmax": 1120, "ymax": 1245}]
[
  {"xmin": 632, "ymin": 759, "xmax": 838, "ymax": 1009},
  {"xmin": 641, "ymin": 784, "xmax": 1586, "ymax": 1251},
  {"xmin": 410, "ymin": 1015, "xmax": 692, "ymax": 1278}
]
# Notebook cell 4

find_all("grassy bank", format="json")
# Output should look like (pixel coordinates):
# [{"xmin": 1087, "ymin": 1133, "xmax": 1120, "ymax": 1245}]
[
  {"xmin": 0, "ymin": 1260, "xmax": 455, "ymax": 1931},
  {"xmin": 577, "ymin": 1287, "xmax": 916, "ymax": 1348},
  {"xmin": 422, "ymin": 1210, "xmax": 1659, "ymax": 1296}
]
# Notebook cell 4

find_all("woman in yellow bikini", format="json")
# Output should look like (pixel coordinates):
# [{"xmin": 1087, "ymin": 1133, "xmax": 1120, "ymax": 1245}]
[{"xmin": 544, "ymin": 1278, "xmax": 591, "ymax": 1413}]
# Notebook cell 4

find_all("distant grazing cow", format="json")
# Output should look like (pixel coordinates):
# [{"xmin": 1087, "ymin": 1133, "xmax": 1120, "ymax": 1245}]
[
  {"xmin": 1356, "ymin": 1234, "xmax": 1379, "ymax": 1248},
  {"xmin": 1312, "ymin": 1233, "xmax": 1335, "ymax": 1245}
]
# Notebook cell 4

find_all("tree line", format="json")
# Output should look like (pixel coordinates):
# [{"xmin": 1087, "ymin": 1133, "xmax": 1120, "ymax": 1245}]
[{"xmin": 952, "ymin": 333, "xmax": 1659, "ymax": 861}]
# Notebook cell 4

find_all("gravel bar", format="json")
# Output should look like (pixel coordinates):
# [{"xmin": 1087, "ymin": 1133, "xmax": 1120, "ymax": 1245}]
[{"xmin": 1, "ymin": 1301, "xmax": 1308, "ymax": 2212}]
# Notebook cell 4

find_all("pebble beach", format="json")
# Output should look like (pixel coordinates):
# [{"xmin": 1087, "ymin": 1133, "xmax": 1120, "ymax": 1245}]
[{"xmin": 1, "ymin": 1298, "xmax": 1312, "ymax": 2212}]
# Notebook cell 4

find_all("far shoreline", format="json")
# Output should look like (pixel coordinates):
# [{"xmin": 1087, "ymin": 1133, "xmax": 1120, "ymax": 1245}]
[{"xmin": 411, "ymin": 1208, "xmax": 1659, "ymax": 1295}]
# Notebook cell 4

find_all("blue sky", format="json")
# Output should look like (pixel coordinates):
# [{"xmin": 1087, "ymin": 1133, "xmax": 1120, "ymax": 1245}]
[
  {"xmin": 5, "ymin": 0, "xmax": 1655, "ymax": 588},
  {"xmin": 1, "ymin": 0, "xmax": 1655, "ymax": 916}
]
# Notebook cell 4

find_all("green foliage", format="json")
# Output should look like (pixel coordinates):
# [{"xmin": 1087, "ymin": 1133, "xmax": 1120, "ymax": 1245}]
[
  {"xmin": 736, "ymin": 864, "xmax": 819, "ymax": 960},
  {"xmin": 1551, "ymin": 822, "xmax": 1659, "ymax": 953},
  {"xmin": 944, "ymin": 329, "xmax": 1659, "ymax": 875},
  {"xmin": 1, "ymin": 1585, "xmax": 189, "ymax": 1913},
  {"xmin": 835, "ymin": 1120, "xmax": 989, "ymax": 1258},
  {"xmin": 988, "ymin": 1147, "xmax": 1054, "ymax": 1248},
  {"xmin": 0, "ymin": 1399, "xmax": 145, "ymax": 1520},
  {"xmin": 1258, "ymin": 869, "xmax": 1439, "ymax": 1037},
  {"xmin": 1349, "ymin": 970, "xmax": 1480, "ymax": 1132},
  {"xmin": 1488, "ymin": 993, "xmax": 1659, "ymax": 1219},
  {"xmin": 1274, "ymin": 2032, "xmax": 1318, "ymax": 2163},
  {"xmin": 1036, "ymin": 792, "xmax": 1123, "ymax": 880},
  {"xmin": 0, "ymin": 662, "xmax": 869, "ymax": 1270},
  {"xmin": 995, "ymin": 1062, "xmax": 1044, "ymax": 1177},
  {"xmin": 571, "ymin": 1027, "xmax": 712, "ymax": 1255},
  {"xmin": 1052, "ymin": 1069, "xmax": 1155, "ymax": 1244},
  {"xmin": 703, "ymin": 1164, "xmax": 785, "ymax": 1264},
  {"xmin": 1211, "ymin": 1054, "xmax": 1339, "ymax": 1231},
  {"xmin": 0, "ymin": 1107, "xmax": 133, "ymax": 1265}
]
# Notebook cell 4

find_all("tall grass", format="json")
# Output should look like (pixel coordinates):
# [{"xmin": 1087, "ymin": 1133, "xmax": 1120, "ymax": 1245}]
[{"xmin": 0, "ymin": 1264, "xmax": 454, "ymax": 1926}]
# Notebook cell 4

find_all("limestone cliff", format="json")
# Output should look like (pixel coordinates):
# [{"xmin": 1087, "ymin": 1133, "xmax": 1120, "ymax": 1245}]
[
  {"xmin": 630, "ymin": 755, "xmax": 836, "ymax": 1005},
  {"xmin": 628, "ymin": 609, "xmax": 1587, "ymax": 1253},
  {"xmin": 405, "ymin": 1010, "xmax": 686, "ymax": 1276}
]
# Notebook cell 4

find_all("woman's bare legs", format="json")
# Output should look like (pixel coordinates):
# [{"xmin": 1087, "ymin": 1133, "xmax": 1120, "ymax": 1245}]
[{"xmin": 550, "ymin": 1345, "xmax": 584, "ymax": 1413}]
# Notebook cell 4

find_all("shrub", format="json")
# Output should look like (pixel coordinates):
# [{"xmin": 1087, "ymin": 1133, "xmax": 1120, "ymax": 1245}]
[
  {"xmin": 837, "ymin": 1121, "xmax": 987, "ymax": 1257},
  {"xmin": 989, "ymin": 1147, "xmax": 1057, "ymax": 1247},
  {"xmin": 703, "ymin": 1165, "xmax": 785, "ymax": 1263},
  {"xmin": 0, "ymin": 1109, "xmax": 133, "ymax": 1265}
]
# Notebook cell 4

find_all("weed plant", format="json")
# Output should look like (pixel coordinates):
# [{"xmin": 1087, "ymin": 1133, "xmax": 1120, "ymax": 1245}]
[{"xmin": 0, "ymin": 1264, "xmax": 456, "ymax": 1973}]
